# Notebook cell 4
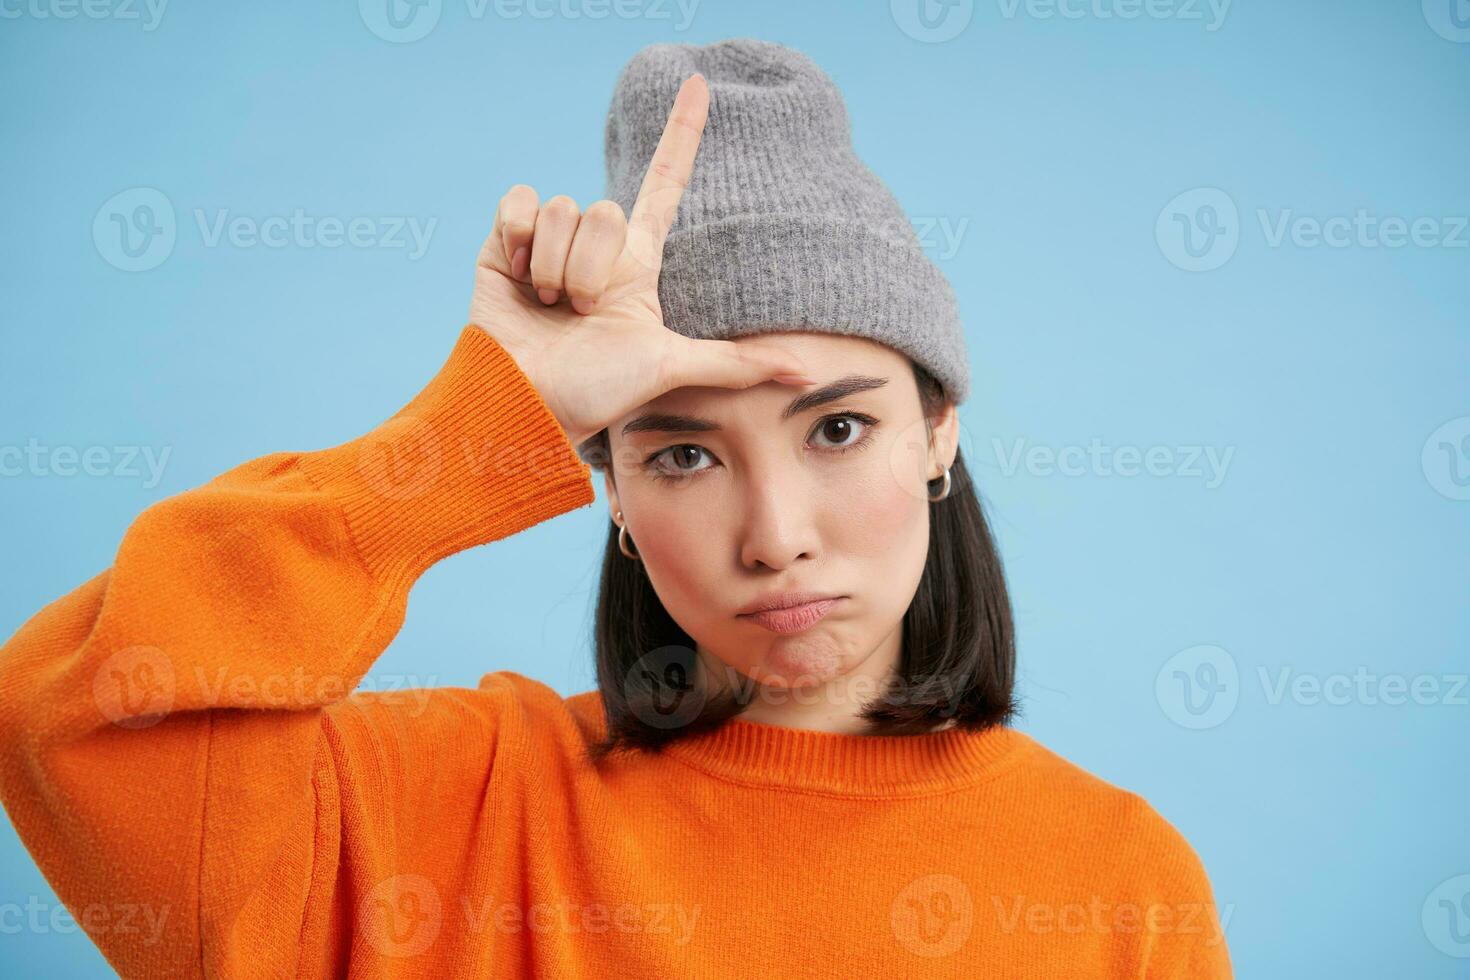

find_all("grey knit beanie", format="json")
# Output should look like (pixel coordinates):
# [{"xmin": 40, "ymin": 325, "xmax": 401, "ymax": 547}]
[{"xmin": 603, "ymin": 37, "xmax": 971, "ymax": 406}]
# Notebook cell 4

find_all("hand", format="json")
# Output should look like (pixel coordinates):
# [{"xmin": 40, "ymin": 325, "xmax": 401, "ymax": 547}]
[{"xmin": 467, "ymin": 72, "xmax": 814, "ymax": 448}]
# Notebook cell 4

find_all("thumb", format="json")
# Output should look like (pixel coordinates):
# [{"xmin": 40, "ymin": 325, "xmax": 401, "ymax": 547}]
[{"xmin": 666, "ymin": 337, "xmax": 814, "ymax": 391}]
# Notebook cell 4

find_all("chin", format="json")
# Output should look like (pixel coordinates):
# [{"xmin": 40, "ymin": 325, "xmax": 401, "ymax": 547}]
[{"xmin": 752, "ymin": 639, "xmax": 848, "ymax": 689}]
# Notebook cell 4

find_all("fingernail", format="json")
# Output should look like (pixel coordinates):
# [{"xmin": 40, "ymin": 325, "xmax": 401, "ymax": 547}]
[
  {"xmin": 511, "ymin": 246, "xmax": 529, "ymax": 280},
  {"xmin": 773, "ymin": 373, "xmax": 814, "ymax": 385},
  {"xmin": 571, "ymin": 296, "xmax": 596, "ymax": 315},
  {"xmin": 537, "ymin": 288, "xmax": 559, "ymax": 305}
]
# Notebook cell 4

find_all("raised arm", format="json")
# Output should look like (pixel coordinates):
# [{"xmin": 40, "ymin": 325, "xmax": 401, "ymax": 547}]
[{"xmin": 0, "ymin": 326, "xmax": 594, "ymax": 976}]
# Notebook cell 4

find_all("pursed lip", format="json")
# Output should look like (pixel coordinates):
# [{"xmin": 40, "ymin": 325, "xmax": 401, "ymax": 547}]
[{"xmin": 736, "ymin": 590, "xmax": 843, "ymax": 616}]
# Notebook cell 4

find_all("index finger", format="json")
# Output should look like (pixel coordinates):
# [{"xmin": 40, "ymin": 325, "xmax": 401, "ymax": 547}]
[{"xmin": 627, "ymin": 72, "xmax": 709, "ymax": 272}]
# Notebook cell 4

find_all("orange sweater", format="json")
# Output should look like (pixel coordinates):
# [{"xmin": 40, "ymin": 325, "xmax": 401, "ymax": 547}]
[{"xmin": 0, "ymin": 326, "xmax": 1232, "ymax": 978}]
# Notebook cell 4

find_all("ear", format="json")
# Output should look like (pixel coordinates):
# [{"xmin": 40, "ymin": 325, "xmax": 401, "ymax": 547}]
[{"xmin": 929, "ymin": 400, "xmax": 960, "ymax": 478}]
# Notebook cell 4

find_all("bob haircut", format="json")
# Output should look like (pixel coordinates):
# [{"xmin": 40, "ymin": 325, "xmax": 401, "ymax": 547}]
[{"xmin": 575, "ymin": 358, "xmax": 1018, "ymax": 763}]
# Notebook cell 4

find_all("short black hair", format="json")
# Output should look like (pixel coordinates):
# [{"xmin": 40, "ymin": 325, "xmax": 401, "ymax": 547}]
[{"xmin": 575, "ymin": 358, "xmax": 1018, "ymax": 763}]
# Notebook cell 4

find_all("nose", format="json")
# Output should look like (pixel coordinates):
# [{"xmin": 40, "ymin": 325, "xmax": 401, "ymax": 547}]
[{"xmin": 737, "ymin": 459, "xmax": 821, "ymax": 572}]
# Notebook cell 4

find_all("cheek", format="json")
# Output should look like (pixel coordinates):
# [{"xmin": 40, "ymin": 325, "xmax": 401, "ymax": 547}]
[
  {"xmin": 826, "ymin": 461, "xmax": 931, "ymax": 614},
  {"xmin": 625, "ymin": 505, "xmax": 721, "ymax": 621},
  {"xmin": 830, "ymin": 461, "xmax": 929, "ymax": 559}
]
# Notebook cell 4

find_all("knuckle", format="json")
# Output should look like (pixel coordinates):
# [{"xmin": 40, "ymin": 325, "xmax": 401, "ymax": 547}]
[
  {"xmin": 650, "ymin": 161, "xmax": 688, "ymax": 189},
  {"xmin": 583, "ymin": 199, "xmax": 627, "ymax": 226},
  {"xmin": 503, "ymin": 218, "xmax": 534, "ymax": 239},
  {"xmin": 543, "ymin": 194, "xmax": 579, "ymax": 217}
]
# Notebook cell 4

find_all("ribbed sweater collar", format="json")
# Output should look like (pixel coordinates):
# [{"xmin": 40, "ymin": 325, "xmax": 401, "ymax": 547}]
[{"xmin": 661, "ymin": 717, "xmax": 1033, "ymax": 798}]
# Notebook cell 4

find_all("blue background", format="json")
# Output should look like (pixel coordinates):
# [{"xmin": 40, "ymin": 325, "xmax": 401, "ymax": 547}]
[{"xmin": 2, "ymin": 0, "xmax": 1467, "ymax": 975}]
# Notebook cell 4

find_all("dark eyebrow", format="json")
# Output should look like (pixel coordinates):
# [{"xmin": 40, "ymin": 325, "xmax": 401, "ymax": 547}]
[{"xmin": 620, "ymin": 375, "xmax": 889, "ymax": 436}]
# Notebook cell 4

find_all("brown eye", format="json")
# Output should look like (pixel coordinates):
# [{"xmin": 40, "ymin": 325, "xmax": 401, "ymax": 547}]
[
  {"xmin": 650, "ymin": 444, "xmax": 713, "ymax": 478},
  {"xmin": 810, "ymin": 415, "xmax": 869, "ymax": 450}
]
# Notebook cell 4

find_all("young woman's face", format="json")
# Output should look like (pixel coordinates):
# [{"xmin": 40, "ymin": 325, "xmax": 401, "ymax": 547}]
[{"xmin": 604, "ymin": 332, "xmax": 958, "ymax": 695}]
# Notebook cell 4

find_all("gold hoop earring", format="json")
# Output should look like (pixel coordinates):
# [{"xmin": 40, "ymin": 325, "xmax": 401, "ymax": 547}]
[
  {"xmin": 615, "ymin": 509, "xmax": 640, "ymax": 561},
  {"xmin": 927, "ymin": 465, "xmax": 952, "ymax": 503}
]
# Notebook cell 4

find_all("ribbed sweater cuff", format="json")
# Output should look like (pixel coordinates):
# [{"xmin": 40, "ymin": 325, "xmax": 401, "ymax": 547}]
[{"xmin": 297, "ymin": 325, "xmax": 595, "ymax": 585}]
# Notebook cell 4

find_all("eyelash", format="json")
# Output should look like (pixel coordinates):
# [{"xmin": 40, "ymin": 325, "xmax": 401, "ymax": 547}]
[{"xmin": 643, "ymin": 412, "xmax": 881, "ymax": 485}]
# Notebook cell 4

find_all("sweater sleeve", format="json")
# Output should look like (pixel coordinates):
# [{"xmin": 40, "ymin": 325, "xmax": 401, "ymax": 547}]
[{"xmin": 0, "ymin": 325, "xmax": 596, "ymax": 978}]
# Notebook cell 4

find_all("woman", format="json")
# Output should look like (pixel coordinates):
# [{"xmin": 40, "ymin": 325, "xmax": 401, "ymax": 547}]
[{"xmin": 0, "ymin": 40, "xmax": 1232, "ymax": 978}]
